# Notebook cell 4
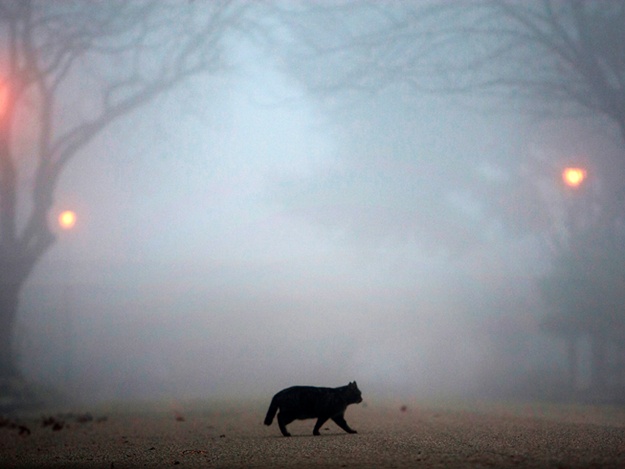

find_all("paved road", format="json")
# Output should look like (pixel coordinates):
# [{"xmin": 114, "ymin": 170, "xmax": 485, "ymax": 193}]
[{"xmin": 1, "ymin": 399, "xmax": 624, "ymax": 467}]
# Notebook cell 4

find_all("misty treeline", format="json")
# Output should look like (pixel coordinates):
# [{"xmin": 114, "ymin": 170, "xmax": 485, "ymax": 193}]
[
  {"xmin": 277, "ymin": 0, "xmax": 625, "ymax": 402},
  {"xmin": 0, "ymin": 0, "xmax": 257, "ymax": 406},
  {"xmin": 1, "ymin": 0, "xmax": 624, "ymax": 407}
]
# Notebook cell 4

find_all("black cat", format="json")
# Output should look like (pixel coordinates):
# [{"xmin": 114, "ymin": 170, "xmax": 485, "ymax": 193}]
[{"xmin": 264, "ymin": 381, "xmax": 362, "ymax": 436}]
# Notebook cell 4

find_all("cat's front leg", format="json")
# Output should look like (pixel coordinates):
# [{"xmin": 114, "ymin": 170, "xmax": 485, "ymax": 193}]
[
  {"xmin": 332, "ymin": 415, "xmax": 357, "ymax": 434},
  {"xmin": 313, "ymin": 417, "xmax": 330, "ymax": 436}
]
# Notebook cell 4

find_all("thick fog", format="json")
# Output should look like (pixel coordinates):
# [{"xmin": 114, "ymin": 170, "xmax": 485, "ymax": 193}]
[{"xmin": 12, "ymin": 6, "xmax": 619, "ymax": 405}]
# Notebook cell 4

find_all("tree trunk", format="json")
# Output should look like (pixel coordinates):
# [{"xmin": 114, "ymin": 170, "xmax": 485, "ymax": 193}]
[
  {"xmin": 0, "ymin": 237, "xmax": 54, "ymax": 385},
  {"xmin": 0, "ymin": 279, "xmax": 20, "ymax": 380},
  {"xmin": 0, "ymin": 248, "xmax": 55, "ymax": 410}
]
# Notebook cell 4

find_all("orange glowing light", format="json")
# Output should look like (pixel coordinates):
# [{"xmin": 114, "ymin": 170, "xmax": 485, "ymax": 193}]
[
  {"xmin": 0, "ymin": 80, "xmax": 7, "ymax": 117},
  {"xmin": 58, "ymin": 210, "xmax": 77, "ymax": 230},
  {"xmin": 562, "ymin": 167, "xmax": 586, "ymax": 188}
]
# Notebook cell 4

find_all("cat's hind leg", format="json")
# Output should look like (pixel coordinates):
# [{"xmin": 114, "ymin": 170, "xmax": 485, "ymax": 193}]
[
  {"xmin": 332, "ymin": 414, "xmax": 357, "ymax": 434},
  {"xmin": 277, "ymin": 412, "xmax": 293, "ymax": 437},
  {"xmin": 313, "ymin": 416, "xmax": 330, "ymax": 436}
]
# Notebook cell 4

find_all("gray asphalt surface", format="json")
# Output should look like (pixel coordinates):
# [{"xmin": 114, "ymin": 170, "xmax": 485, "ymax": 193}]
[{"xmin": 1, "ymin": 399, "xmax": 624, "ymax": 467}]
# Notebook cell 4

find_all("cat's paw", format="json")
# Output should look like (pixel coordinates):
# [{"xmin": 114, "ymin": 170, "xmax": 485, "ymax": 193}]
[
  {"xmin": 313, "ymin": 430, "xmax": 321, "ymax": 436},
  {"xmin": 348, "ymin": 429, "xmax": 357, "ymax": 434}
]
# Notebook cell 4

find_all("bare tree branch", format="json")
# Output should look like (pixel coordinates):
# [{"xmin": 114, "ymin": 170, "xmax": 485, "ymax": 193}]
[
  {"xmin": 0, "ymin": 0, "xmax": 253, "ymax": 383},
  {"xmin": 282, "ymin": 1, "xmax": 625, "ymax": 143}
]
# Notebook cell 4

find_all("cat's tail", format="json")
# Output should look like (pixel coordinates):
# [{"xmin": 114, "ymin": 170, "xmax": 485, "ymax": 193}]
[{"xmin": 264, "ymin": 397, "xmax": 278, "ymax": 426}]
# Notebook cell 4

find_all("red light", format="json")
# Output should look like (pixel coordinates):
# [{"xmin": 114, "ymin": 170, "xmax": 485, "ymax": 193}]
[{"xmin": 0, "ymin": 80, "xmax": 7, "ymax": 117}]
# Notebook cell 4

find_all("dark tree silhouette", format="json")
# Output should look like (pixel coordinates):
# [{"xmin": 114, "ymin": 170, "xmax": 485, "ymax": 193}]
[
  {"xmin": 0, "ymin": 0, "xmax": 251, "ymax": 405},
  {"xmin": 286, "ymin": 1, "xmax": 625, "ymax": 144},
  {"xmin": 541, "ymin": 218, "xmax": 625, "ymax": 399},
  {"xmin": 281, "ymin": 1, "xmax": 625, "ymax": 400},
  {"xmin": 280, "ymin": 1, "xmax": 625, "ymax": 242}
]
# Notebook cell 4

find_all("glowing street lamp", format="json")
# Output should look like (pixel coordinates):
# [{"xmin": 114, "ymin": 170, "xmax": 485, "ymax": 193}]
[
  {"xmin": 0, "ymin": 79, "xmax": 8, "ymax": 118},
  {"xmin": 58, "ymin": 210, "xmax": 77, "ymax": 230},
  {"xmin": 562, "ymin": 167, "xmax": 586, "ymax": 188},
  {"xmin": 57, "ymin": 209, "xmax": 78, "ymax": 395}
]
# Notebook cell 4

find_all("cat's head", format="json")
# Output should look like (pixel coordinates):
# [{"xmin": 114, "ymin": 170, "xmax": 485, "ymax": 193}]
[{"xmin": 345, "ymin": 381, "xmax": 363, "ymax": 404}]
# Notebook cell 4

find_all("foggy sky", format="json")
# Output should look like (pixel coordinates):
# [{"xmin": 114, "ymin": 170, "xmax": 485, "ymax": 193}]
[{"xmin": 14, "ymin": 16, "xmax": 597, "ymax": 405}]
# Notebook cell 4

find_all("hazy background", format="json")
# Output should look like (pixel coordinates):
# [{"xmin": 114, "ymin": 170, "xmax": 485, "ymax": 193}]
[{"xmin": 12, "ymin": 3, "xmax": 620, "ymax": 404}]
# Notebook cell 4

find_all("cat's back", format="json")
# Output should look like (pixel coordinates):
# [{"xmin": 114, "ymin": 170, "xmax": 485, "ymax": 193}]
[
  {"xmin": 273, "ymin": 385, "xmax": 337, "ymax": 409},
  {"xmin": 274, "ymin": 385, "xmax": 330, "ymax": 399}
]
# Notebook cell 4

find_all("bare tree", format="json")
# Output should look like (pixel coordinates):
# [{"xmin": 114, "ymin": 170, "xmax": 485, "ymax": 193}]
[
  {"xmin": 286, "ymin": 1, "xmax": 625, "ymax": 144},
  {"xmin": 278, "ymin": 0, "xmax": 625, "ymax": 244},
  {"xmin": 281, "ymin": 1, "xmax": 625, "ymax": 400},
  {"xmin": 0, "ymin": 0, "xmax": 251, "ymax": 401}
]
